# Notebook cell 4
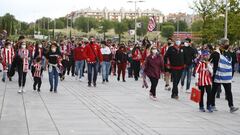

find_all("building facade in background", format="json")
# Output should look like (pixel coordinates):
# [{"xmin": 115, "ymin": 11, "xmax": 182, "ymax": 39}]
[{"xmin": 66, "ymin": 7, "xmax": 164, "ymax": 23}]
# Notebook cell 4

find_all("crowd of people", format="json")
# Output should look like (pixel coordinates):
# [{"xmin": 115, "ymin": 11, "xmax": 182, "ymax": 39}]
[{"xmin": 0, "ymin": 30, "xmax": 239, "ymax": 113}]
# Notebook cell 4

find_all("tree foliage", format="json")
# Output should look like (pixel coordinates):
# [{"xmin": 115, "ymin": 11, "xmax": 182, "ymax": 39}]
[{"xmin": 161, "ymin": 25, "xmax": 175, "ymax": 38}]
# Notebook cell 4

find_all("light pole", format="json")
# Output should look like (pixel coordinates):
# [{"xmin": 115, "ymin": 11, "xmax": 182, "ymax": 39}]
[
  {"xmin": 127, "ymin": 0, "xmax": 145, "ymax": 44},
  {"xmin": 224, "ymin": 0, "xmax": 228, "ymax": 39},
  {"xmin": 67, "ymin": 16, "xmax": 69, "ymax": 38},
  {"xmin": 47, "ymin": 18, "xmax": 50, "ymax": 41}
]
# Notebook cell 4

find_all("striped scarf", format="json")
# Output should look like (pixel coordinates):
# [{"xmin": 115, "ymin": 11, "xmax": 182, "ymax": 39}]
[
  {"xmin": 214, "ymin": 54, "xmax": 232, "ymax": 83},
  {"xmin": 18, "ymin": 49, "xmax": 29, "ymax": 72}
]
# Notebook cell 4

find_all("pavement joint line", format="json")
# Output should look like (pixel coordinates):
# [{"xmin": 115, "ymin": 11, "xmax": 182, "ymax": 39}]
[
  {"xmin": 21, "ymin": 75, "xmax": 31, "ymax": 135},
  {"xmin": 70, "ymin": 77, "xmax": 161, "ymax": 135},
  {"xmin": 0, "ymin": 79, "xmax": 7, "ymax": 120},
  {"xmin": 63, "ymin": 77, "xmax": 160, "ymax": 135},
  {"xmin": 112, "ymin": 78, "xmax": 225, "ymax": 130},
  {"xmin": 60, "ymin": 82, "xmax": 129, "ymax": 135},
  {"xmin": 28, "ymin": 74, "xmax": 61, "ymax": 135},
  {"xmin": 66, "ymin": 78, "xmax": 147, "ymax": 134}
]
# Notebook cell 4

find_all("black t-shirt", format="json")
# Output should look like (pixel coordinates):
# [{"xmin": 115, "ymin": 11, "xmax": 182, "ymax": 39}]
[{"xmin": 46, "ymin": 51, "xmax": 61, "ymax": 65}]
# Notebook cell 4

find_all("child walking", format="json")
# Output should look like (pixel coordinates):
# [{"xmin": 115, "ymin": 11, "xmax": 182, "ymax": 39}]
[
  {"xmin": 195, "ymin": 50, "xmax": 213, "ymax": 112},
  {"xmin": 31, "ymin": 57, "xmax": 43, "ymax": 92}
]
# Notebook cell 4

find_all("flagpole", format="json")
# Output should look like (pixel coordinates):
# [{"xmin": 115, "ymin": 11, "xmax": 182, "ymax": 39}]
[
  {"xmin": 224, "ymin": 0, "xmax": 228, "ymax": 39},
  {"xmin": 127, "ymin": 0, "xmax": 145, "ymax": 44}
]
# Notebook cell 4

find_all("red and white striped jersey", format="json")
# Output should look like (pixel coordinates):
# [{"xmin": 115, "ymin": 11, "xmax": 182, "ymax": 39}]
[
  {"xmin": 33, "ymin": 63, "xmax": 42, "ymax": 78},
  {"xmin": 1, "ymin": 47, "xmax": 15, "ymax": 68},
  {"xmin": 195, "ymin": 61, "xmax": 212, "ymax": 86}
]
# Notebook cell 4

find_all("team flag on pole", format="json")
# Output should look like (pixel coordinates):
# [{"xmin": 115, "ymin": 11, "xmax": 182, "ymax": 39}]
[{"xmin": 147, "ymin": 16, "xmax": 156, "ymax": 32}]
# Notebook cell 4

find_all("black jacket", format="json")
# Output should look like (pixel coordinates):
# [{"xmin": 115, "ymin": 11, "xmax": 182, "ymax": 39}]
[
  {"xmin": 164, "ymin": 45, "xmax": 184, "ymax": 70},
  {"xmin": 116, "ymin": 50, "xmax": 128, "ymax": 63},
  {"xmin": 182, "ymin": 46, "xmax": 196, "ymax": 66}
]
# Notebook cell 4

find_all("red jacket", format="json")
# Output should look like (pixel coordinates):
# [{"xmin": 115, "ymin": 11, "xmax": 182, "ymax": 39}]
[
  {"xmin": 144, "ymin": 54, "xmax": 164, "ymax": 79},
  {"xmin": 85, "ymin": 43, "xmax": 103, "ymax": 63},
  {"xmin": 132, "ymin": 48, "xmax": 142, "ymax": 61},
  {"xmin": 74, "ymin": 46, "xmax": 86, "ymax": 61}
]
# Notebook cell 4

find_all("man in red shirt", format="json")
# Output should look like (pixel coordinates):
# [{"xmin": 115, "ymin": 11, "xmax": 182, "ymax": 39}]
[
  {"xmin": 74, "ymin": 41, "xmax": 86, "ymax": 81},
  {"xmin": 85, "ymin": 38, "xmax": 103, "ymax": 87}
]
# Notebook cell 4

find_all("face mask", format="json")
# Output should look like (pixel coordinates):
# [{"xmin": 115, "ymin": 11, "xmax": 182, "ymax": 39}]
[
  {"xmin": 176, "ymin": 41, "xmax": 181, "ymax": 46},
  {"xmin": 130, "ymin": 48, "xmax": 133, "ymax": 51},
  {"xmin": 39, "ymin": 44, "xmax": 42, "ymax": 48},
  {"xmin": 22, "ymin": 45, "xmax": 26, "ymax": 49},
  {"xmin": 51, "ymin": 48, "xmax": 56, "ymax": 52},
  {"xmin": 184, "ymin": 43, "xmax": 189, "ymax": 47},
  {"xmin": 152, "ymin": 49, "xmax": 158, "ymax": 54},
  {"xmin": 168, "ymin": 42, "xmax": 171, "ymax": 46},
  {"xmin": 90, "ymin": 41, "xmax": 93, "ymax": 44}
]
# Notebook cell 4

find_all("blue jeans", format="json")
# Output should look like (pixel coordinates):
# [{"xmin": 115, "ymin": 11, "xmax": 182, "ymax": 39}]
[
  {"xmin": 42, "ymin": 57, "xmax": 46, "ymax": 69},
  {"xmin": 75, "ymin": 60, "xmax": 84, "ymax": 79},
  {"xmin": 2, "ymin": 64, "xmax": 11, "ymax": 80},
  {"xmin": 101, "ymin": 61, "xmax": 111, "ymax": 81},
  {"xmin": 48, "ymin": 66, "xmax": 59, "ymax": 91},
  {"xmin": 181, "ymin": 65, "xmax": 193, "ymax": 90},
  {"xmin": 87, "ymin": 62, "xmax": 98, "ymax": 85}
]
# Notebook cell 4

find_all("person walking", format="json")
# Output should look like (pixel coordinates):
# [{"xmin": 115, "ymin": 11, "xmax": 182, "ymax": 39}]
[
  {"xmin": 164, "ymin": 38, "xmax": 185, "ymax": 99},
  {"xmin": 195, "ymin": 50, "xmax": 213, "ymax": 112},
  {"xmin": 17, "ymin": 42, "xmax": 29, "ymax": 93},
  {"xmin": 210, "ymin": 38, "xmax": 238, "ymax": 113},
  {"xmin": 31, "ymin": 57, "xmax": 43, "ymax": 92},
  {"xmin": 180, "ymin": 38, "xmax": 196, "ymax": 92},
  {"xmin": 115, "ymin": 45, "xmax": 128, "ymax": 82},
  {"xmin": 85, "ymin": 38, "xmax": 103, "ymax": 87},
  {"xmin": 46, "ymin": 42, "xmax": 62, "ymax": 93},
  {"xmin": 100, "ymin": 41, "xmax": 112, "ymax": 83},
  {"xmin": 1, "ymin": 41, "xmax": 15, "ymax": 82},
  {"xmin": 74, "ymin": 41, "xmax": 86, "ymax": 81},
  {"xmin": 132, "ymin": 44, "xmax": 142, "ymax": 81},
  {"xmin": 144, "ymin": 47, "xmax": 164, "ymax": 100}
]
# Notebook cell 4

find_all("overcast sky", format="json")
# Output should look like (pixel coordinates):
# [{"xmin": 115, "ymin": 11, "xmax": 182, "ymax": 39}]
[{"xmin": 0, "ymin": 0, "xmax": 194, "ymax": 23}]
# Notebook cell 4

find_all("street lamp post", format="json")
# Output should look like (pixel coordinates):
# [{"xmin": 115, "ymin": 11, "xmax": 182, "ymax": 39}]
[
  {"xmin": 224, "ymin": 0, "xmax": 228, "ymax": 39},
  {"xmin": 127, "ymin": 0, "xmax": 144, "ymax": 44}
]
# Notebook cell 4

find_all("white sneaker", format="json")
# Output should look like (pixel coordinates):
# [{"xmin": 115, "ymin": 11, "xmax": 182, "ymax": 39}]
[
  {"xmin": 18, "ymin": 87, "xmax": 22, "ymax": 93},
  {"xmin": 22, "ymin": 87, "xmax": 26, "ymax": 93},
  {"xmin": 185, "ymin": 89, "xmax": 191, "ymax": 93},
  {"xmin": 79, "ymin": 78, "xmax": 82, "ymax": 82},
  {"xmin": 150, "ymin": 96, "xmax": 157, "ymax": 101}
]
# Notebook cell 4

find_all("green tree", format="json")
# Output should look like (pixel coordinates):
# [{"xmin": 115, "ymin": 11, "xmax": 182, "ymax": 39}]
[
  {"xmin": 191, "ymin": 20, "xmax": 203, "ymax": 32},
  {"xmin": 74, "ymin": 16, "xmax": 99, "ymax": 33},
  {"xmin": 136, "ymin": 17, "xmax": 149, "ymax": 37},
  {"xmin": 114, "ymin": 22, "xmax": 128, "ymax": 43},
  {"xmin": 161, "ymin": 25, "xmax": 175, "ymax": 38},
  {"xmin": 99, "ymin": 19, "xmax": 113, "ymax": 40},
  {"xmin": 174, "ymin": 20, "xmax": 188, "ymax": 32},
  {"xmin": 0, "ymin": 13, "xmax": 18, "ymax": 35}
]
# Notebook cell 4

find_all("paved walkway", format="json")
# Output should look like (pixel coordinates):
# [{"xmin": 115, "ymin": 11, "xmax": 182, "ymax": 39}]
[{"xmin": 0, "ymin": 72, "xmax": 239, "ymax": 135}]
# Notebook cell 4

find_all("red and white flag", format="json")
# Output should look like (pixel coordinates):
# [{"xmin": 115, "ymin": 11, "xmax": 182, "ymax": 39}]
[{"xmin": 147, "ymin": 16, "xmax": 156, "ymax": 32}]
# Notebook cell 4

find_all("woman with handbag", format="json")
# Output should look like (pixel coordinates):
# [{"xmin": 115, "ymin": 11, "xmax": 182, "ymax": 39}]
[{"xmin": 195, "ymin": 50, "xmax": 213, "ymax": 112}]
